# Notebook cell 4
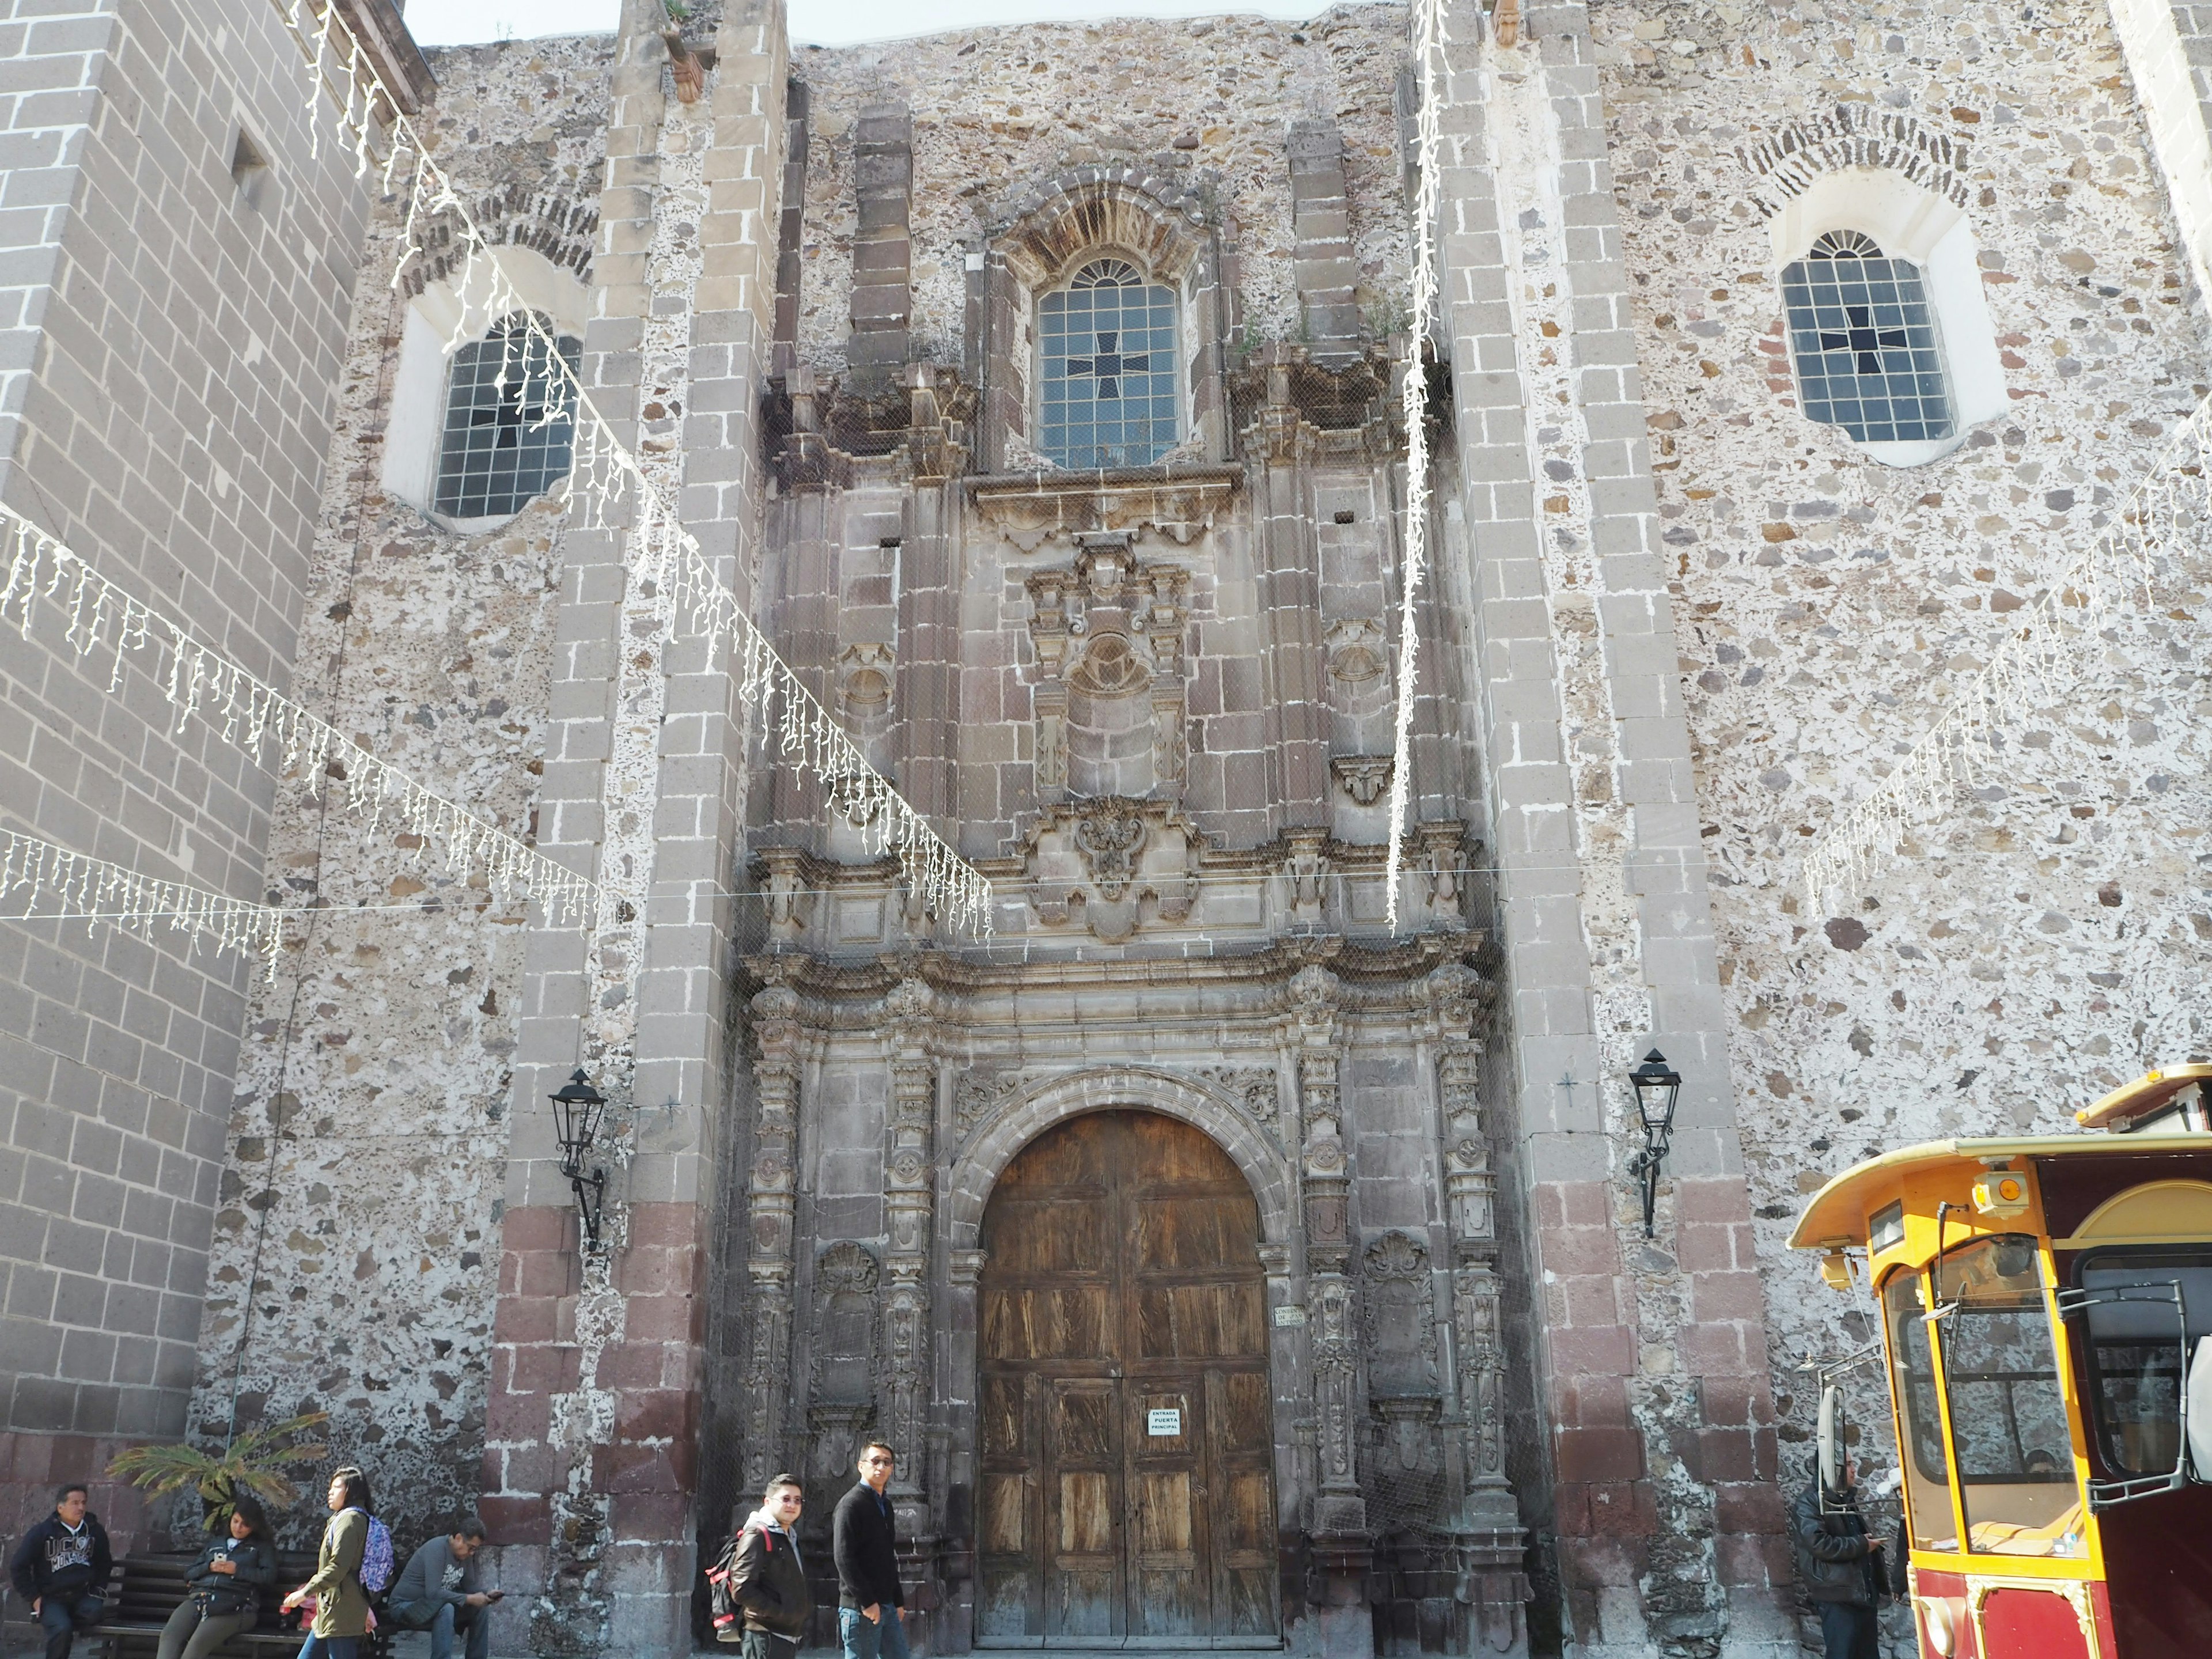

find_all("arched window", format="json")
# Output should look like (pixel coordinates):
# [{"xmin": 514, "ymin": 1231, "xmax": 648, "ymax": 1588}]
[
  {"xmin": 433, "ymin": 313, "xmax": 582, "ymax": 520},
  {"xmin": 1782, "ymin": 230, "xmax": 1953, "ymax": 446},
  {"xmin": 1038, "ymin": 258, "xmax": 1179, "ymax": 469}
]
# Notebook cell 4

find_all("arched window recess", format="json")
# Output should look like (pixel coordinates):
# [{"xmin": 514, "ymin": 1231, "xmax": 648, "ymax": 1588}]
[{"xmin": 1039, "ymin": 256, "xmax": 1183, "ymax": 470}]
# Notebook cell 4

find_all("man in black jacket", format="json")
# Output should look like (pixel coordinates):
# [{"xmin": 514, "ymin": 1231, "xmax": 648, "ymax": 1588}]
[
  {"xmin": 8, "ymin": 1483, "xmax": 112, "ymax": 1659},
  {"xmin": 1789, "ymin": 1454, "xmax": 1884, "ymax": 1659},
  {"xmin": 728, "ymin": 1475, "xmax": 812, "ymax": 1659},
  {"xmin": 832, "ymin": 1442, "xmax": 907, "ymax": 1659}
]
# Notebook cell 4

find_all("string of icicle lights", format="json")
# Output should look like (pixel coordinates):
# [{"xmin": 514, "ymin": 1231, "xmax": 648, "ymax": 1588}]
[
  {"xmin": 273, "ymin": 0, "xmax": 992, "ymax": 938},
  {"xmin": 1381, "ymin": 0, "xmax": 1449, "ymax": 934},
  {"xmin": 1800, "ymin": 389, "xmax": 2212, "ymax": 905},
  {"xmin": 1, "ymin": 828, "xmax": 287, "ymax": 978},
  {"xmin": 0, "ymin": 505, "xmax": 599, "ymax": 930}
]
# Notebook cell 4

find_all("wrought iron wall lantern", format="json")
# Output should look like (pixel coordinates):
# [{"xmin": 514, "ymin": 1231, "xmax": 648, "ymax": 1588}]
[
  {"xmin": 1626, "ymin": 1048, "xmax": 1681, "ymax": 1238},
  {"xmin": 550, "ymin": 1069, "xmax": 610, "ymax": 1252}
]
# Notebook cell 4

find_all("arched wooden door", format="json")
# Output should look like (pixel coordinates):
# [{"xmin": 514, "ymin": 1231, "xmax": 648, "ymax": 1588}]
[{"xmin": 976, "ymin": 1110, "xmax": 1278, "ymax": 1649}]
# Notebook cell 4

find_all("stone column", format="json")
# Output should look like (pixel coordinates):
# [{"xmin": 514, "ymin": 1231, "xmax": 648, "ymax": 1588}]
[
  {"xmin": 882, "ymin": 975, "xmax": 939, "ymax": 1576},
  {"xmin": 847, "ymin": 101, "xmax": 914, "ymax": 388},
  {"xmin": 2108, "ymin": 0, "xmax": 2212, "ymax": 305},
  {"xmin": 1428, "ymin": 3, "xmax": 1785, "ymax": 1652},
  {"xmin": 1253, "ymin": 350, "xmax": 1332, "ymax": 831},
  {"xmin": 741, "ymin": 969, "xmax": 803, "ymax": 1493},
  {"xmin": 1290, "ymin": 963, "xmax": 1369, "ymax": 1658},
  {"xmin": 1430, "ymin": 965, "xmax": 1530, "ymax": 1653},
  {"xmin": 1287, "ymin": 116, "xmax": 1363, "ymax": 362}
]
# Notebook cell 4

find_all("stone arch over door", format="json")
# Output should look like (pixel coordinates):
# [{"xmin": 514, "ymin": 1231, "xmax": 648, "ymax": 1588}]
[
  {"xmin": 948, "ymin": 1065, "xmax": 1294, "ymax": 1253},
  {"xmin": 970, "ymin": 1108, "xmax": 1281, "ymax": 1648}
]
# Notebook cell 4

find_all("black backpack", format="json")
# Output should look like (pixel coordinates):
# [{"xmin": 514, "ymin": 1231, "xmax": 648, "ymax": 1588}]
[{"xmin": 705, "ymin": 1530, "xmax": 748, "ymax": 1644}]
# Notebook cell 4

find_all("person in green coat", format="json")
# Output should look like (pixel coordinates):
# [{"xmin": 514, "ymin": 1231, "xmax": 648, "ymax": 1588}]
[
  {"xmin": 280, "ymin": 1468, "xmax": 374, "ymax": 1659},
  {"xmin": 157, "ymin": 1494, "xmax": 278, "ymax": 1659}
]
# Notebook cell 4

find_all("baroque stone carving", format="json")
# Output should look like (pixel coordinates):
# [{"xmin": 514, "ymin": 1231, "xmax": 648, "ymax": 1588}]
[
  {"xmin": 881, "ymin": 978, "xmax": 937, "ymax": 1529},
  {"xmin": 1021, "ymin": 797, "xmax": 1201, "ymax": 942},
  {"xmin": 1331, "ymin": 753, "xmax": 1394, "ymax": 806},
  {"xmin": 1362, "ymin": 1229, "xmax": 1442, "ymax": 1427},
  {"xmin": 1191, "ymin": 1065, "xmax": 1277, "ymax": 1125},
  {"xmin": 809, "ymin": 1241, "xmax": 879, "ymax": 1407},
  {"xmin": 836, "ymin": 642, "xmax": 895, "ymax": 710},
  {"xmin": 743, "ymin": 965, "xmax": 805, "ymax": 1489},
  {"xmin": 955, "ymin": 1069, "xmax": 1022, "ymax": 1135}
]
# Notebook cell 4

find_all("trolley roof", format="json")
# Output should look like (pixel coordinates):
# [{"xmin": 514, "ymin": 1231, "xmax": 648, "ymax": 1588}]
[
  {"xmin": 1786, "ymin": 1133, "xmax": 2212, "ymax": 1251},
  {"xmin": 2074, "ymin": 1063, "xmax": 2212, "ymax": 1130}
]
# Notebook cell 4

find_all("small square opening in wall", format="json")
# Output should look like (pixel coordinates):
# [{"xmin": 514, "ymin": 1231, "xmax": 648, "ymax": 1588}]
[
  {"xmin": 230, "ymin": 126, "xmax": 270, "ymax": 209},
  {"xmin": 1333, "ymin": 509, "xmax": 1356, "ymax": 524}
]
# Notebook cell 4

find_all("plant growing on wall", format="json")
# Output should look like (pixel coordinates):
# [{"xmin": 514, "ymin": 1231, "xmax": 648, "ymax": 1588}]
[{"xmin": 107, "ymin": 1411, "xmax": 331, "ymax": 1528}]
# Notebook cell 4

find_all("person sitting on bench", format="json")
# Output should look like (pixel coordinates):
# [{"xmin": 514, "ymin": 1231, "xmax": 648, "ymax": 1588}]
[
  {"xmin": 386, "ymin": 1518, "xmax": 498, "ymax": 1659},
  {"xmin": 158, "ymin": 1494, "xmax": 278, "ymax": 1659},
  {"xmin": 8, "ymin": 1483, "xmax": 112, "ymax": 1659}
]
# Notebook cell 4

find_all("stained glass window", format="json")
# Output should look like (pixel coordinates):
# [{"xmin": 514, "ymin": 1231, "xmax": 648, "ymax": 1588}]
[
  {"xmin": 1039, "ymin": 258, "xmax": 1179, "ymax": 468},
  {"xmin": 1782, "ymin": 230, "xmax": 1954, "ymax": 445},
  {"xmin": 435, "ymin": 313, "xmax": 582, "ymax": 519}
]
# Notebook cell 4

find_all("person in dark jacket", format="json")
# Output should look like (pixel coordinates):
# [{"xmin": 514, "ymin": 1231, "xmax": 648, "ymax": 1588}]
[
  {"xmin": 728, "ymin": 1474, "xmax": 812, "ymax": 1659},
  {"xmin": 157, "ymin": 1494, "xmax": 279, "ymax": 1659},
  {"xmin": 832, "ymin": 1442, "xmax": 907, "ymax": 1659},
  {"xmin": 387, "ymin": 1518, "xmax": 497, "ymax": 1659},
  {"xmin": 1790, "ymin": 1454, "xmax": 1885, "ymax": 1659},
  {"xmin": 8, "ymin": 1483, "xmax": 113, "ymax": 1659}
]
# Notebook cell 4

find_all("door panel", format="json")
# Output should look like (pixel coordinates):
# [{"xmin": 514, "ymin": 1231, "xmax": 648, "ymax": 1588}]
[{"xmin": 978, "ymin": 1111, "xmax": 1278, "ymax": 1648}]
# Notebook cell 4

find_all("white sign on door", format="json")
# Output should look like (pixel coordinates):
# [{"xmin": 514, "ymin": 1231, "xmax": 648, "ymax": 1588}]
[{"xmin": 1146, "ymin": 1407, "xmax": 1183, "ymax": 1437}]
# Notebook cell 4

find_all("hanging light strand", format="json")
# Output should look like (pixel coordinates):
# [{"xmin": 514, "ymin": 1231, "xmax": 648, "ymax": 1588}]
[
  {"xmin": 0, "ymin": 505, "xmax": 599, "ymax": 929},
  {"xmin": 1383, "ymin": 0, "xmax": 1450, "ymax": 934},
  {"xmin": 1800, "ymin": 389, "xmax": 2212, "ymax": 906},
  {"xmin": 1, "ymin": 827, "xmax": 286, "ymax": 979},
  {"xmin": 269, "ymin": 1, "xmax": 993, "ymax": 939}
]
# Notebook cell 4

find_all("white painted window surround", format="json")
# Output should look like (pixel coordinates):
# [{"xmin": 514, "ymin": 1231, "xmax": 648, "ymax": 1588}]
[
  {"xmin": 382, "ymin": 245, "xmax": 592, "ymax": 531},
  {"xmin": 1771, "ymin": 169, "xmax": 2007, "ymax": 466}
]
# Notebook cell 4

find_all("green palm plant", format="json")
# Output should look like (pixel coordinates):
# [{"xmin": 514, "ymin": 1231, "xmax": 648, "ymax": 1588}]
[{"xmin": 107, "ymin": 1411, "xmax": 331, "ymax": 1529}]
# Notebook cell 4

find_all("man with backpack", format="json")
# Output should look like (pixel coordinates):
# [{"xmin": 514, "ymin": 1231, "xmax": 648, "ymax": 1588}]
[
  {"xmin": 709, "ymin": 1474, "xmax": 811, "ymax": 1657},
  {"xmin": 9, "ymin": 1483, "xmax": 112, "ymax": 1659}
]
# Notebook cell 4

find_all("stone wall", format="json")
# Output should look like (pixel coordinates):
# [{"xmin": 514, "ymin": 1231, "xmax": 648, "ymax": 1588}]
[
  {"xmin": 183, "ymin": 30, "xmax": 612, "ymax": 1548},
  {"xmin": 1594, "ymin": 0, "xmax": 2212, "ymax": 1612},
  {"xmin": 0, "ymin": 0, "xmax": 389, "ymax": 1551}
]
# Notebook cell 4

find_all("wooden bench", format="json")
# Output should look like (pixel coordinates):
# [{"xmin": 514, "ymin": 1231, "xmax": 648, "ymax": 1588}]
[{"xmin": 0, "ymin": 1551, "xmax": 390, "ymax": 1659}]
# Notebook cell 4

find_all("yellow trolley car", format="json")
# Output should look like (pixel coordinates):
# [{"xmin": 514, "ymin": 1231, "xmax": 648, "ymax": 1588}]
[{"xmin": 1790, "ymin": 1066, "xmax": 2212, "ymax": 1658}]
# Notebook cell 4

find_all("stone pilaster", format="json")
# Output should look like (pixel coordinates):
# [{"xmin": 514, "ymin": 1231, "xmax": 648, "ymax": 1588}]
[
  {"xmin": 847, "ymin": 101, "xmax": 914, "ymax": 385},
  {"xmin": 1287, "ymin": 116, "xmax": 1363, "ymax": 362},
  {"xmin": 881, "ymin": 974, "xmax": 937, "ymax": 1539},
  {"xmin": 741, "ymin": 969, "xmax": 802, "ymax": 1494},
  {"xmin": 1429, "ymin": 3, "xmax": 1784, "ymax": 1652},
  {"xmin": 1253, "ymin": 349, "xmax": 1332, "ymax": 832}
]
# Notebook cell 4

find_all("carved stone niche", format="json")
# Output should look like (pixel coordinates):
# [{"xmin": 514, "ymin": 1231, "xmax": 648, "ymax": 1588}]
[
  {"xmin": 1363, "ymin": 1229, "xmax": 1443, "ymax": 1472},
  {"xmin": 1025, "ymin": 540, "xmax": 1190, "ymax": 677},
  {"xmin": 807, "ymin": 1241, "xmax": 881, "ymax": 1479},
  {"xmin": 1028, "ymin": 548, "xmax": 1192, "ymax": 802},
  {"xmin": 1020, "ymin": 796, "xmax": 1203, "ymax": 943}
]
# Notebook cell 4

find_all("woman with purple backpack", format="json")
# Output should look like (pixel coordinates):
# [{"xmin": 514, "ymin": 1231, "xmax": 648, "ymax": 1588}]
[{"xmin": 279, "ymin": 1467, "xmax": 391, "ymax": 1659}]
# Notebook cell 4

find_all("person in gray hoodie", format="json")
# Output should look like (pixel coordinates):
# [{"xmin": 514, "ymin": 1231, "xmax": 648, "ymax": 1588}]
[{"xmin": 385, "ymin": 1520, "xmax": 497, "ymax": 1659}]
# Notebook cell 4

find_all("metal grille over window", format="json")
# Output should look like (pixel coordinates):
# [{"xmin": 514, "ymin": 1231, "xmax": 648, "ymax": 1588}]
[
  {"xmin": 434, "ymin": 313, "xmax": 582, "ymax": 518},
  {"xmin": 1782, "ymin": 230, "xmax": 1955, "ymax": 445},
  {"xmin": 1039, "ymin": 258, "xmax": 1179, "ymax": 469}
]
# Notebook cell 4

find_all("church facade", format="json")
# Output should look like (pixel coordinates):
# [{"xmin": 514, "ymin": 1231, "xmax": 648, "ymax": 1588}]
[{"xmin": 6, "ymin": 2, "xmax": 2212, "ymax": 1658}]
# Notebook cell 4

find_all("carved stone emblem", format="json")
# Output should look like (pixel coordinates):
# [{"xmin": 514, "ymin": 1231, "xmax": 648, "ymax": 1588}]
[
  {"xmin": 1325, "ymin": 617, "xmax": 1387, "ymax": 684},
  {"xmin": 1073, "ymin": 803, "xmax": 1146, "ymax": 899},
  {"xmin": 1022, "ymin": 797, "xmax": 1201, "ymax": 942},
  {"xmin": 836, "ymin": 642, "xmax": 895, "ymax": 710}
]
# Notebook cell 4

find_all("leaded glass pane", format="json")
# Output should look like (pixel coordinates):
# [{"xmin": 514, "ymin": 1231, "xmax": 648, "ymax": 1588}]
[
  {"xmin": 1039, "ymin": 259, "xmax": 1180, "ymax": 468},
  {"xmin": 1782, "ymin": 238, "xmax": 1955, "ymax": 445},
  {"xmin": 434, "ymin": 313, "xmax": 583, "ymax": 519}
]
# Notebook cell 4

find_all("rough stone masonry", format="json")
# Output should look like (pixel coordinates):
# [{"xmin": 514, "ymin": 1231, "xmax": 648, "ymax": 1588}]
[{"xmin": 3, "ymin": 2, "xmax": 2212, "ymax": 1658}]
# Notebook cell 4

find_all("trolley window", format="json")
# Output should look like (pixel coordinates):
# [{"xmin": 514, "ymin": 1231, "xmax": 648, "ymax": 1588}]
[
  {"xmin": 1937, "ymin": 1235, "xmax": 2085, "ymax": 1557},
  {"xmin": 1882, "ymin": 1266, "xmax": 1958, "ymax": 1551},
  {"xmin": 2074, "ymin": 1248, "xmax": 2212, "ymax": 1480}
]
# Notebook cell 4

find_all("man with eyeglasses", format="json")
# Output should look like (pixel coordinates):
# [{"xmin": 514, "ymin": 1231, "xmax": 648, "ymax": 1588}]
[{"xmin": 832, "ymin": 1443, "xmax": 907, "ymax": 1659}]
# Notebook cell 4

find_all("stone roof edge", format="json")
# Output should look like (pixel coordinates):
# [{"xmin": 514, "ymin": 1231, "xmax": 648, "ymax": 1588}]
[{"xmin": 339, "ymin": 0, "xmax": 438, "ymax": 115}]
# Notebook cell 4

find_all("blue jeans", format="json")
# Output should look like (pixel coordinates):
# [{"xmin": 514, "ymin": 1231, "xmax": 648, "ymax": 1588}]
[
  {"xmin": 840, "ymin": 1604, "xmax": 912, "ymax": 1659},
  {"xmin": 39, "ymin": 1590, "xmax": 105, "ymax": 1659},
  {"xmin": 294, "ymin": 1637, "xmax": 359, "ymax": 1659},
  {"xmin": 388, "ymin": 1599, "xmax": 490, "ymax": 1659}
]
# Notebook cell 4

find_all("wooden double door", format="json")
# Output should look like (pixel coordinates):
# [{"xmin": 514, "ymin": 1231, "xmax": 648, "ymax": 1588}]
[{"xmin": 976, "ymin": 1110, "xmax": 1279, "ymax": 1648}]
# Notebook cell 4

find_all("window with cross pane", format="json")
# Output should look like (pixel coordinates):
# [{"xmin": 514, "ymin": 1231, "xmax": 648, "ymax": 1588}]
[
  {"xmin": 1782, "ymin": 230, "xmax": 1954, "ymax": 445},
  {"xmin": 1039, "ymin": 259, "xmax": 1179, "ymax": 469},
  {"xmin": 435, "ymin": 312, "xmax": 583, "ymax": 519}
]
